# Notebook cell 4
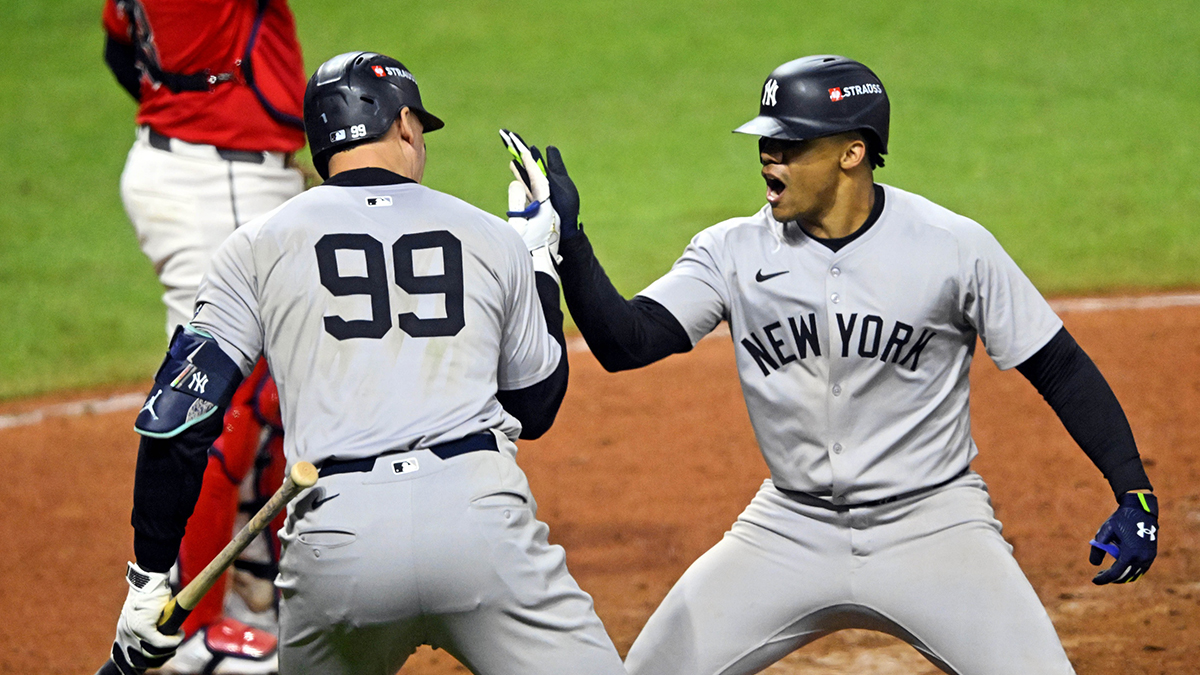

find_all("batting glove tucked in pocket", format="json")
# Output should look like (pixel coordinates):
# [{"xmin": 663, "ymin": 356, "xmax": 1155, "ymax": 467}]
[
  {"xmin": 111, "ymin": 562, "xmax": 184, "ymax": 674},
  {"xmin": 1088, "ymin": 492, "xmax": 1158, "ymax": 585}
]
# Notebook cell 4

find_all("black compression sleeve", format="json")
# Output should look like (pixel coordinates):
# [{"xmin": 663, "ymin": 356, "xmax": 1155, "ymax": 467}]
[
  {"xmin": 1015, "ymin": 327, "xmax": 1152, "ymax": 499},
  {"xmin": 131, "ymin": 412, "xmax": 223, "ymax": 572},
  {"xmin": 557, "ymin": 233, "xmax": 692, "ymax": 371},
  {"xmin": 496, "ymin": 272, "xmax": 569, "ymax": 439},
  {"xmin": 104, "ymin": 35, "xmax": 142, "ymax": 102}
]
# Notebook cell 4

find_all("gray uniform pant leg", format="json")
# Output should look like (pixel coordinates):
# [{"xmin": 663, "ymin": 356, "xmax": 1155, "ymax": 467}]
[
  {"xmin": 277, "ymin": 446, "xmax": 624, "ymax": 675},
  {"xmin": 624, "ymin": 472, "xmax": 1074, "ymax": 675}
]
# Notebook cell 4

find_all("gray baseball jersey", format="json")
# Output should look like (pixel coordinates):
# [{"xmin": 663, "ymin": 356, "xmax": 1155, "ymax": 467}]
[
  {"xmin": 639, "ymin": 183, "xmax": 1063, "ymax": 503},
  {"xmin": 625, "ymin": 183, "xmax": 1077, "ymax": 675},
  {"xmin": 192, "ymin": 177, "xmax": 624, "ymax": 675},
  {"xmin": 192, "ymin": 181, "xmax": 560, "ymax": 464}
]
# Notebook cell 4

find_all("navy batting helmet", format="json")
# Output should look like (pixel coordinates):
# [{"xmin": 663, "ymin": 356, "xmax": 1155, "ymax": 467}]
[
  {"xmin": 735, "ymin": 55, "xmax": 889, "ymax": 167},
  {"xmin": 303, "ymin": 51, "xmax": 445, "ymax": 179}
]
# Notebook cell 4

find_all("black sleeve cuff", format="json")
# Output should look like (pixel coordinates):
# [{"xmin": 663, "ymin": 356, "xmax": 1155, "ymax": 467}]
[
  {"xmin": 133, "ymin": 535, "xmax": 182, "ymax": 574},
  {"xmin": 558, "ymin": 233, "xmax": 692, "ymax": 371},
  {"xmin": 1016, "ymin": 327, "xmax": 1152, "ymax": 499},
  {"xmin": 495, "ymin": 271, "xmax": 569, "ymax": 439},
  {"xmin": 130, "ymin": 411, "xmax": 223, "ymax": 571}
]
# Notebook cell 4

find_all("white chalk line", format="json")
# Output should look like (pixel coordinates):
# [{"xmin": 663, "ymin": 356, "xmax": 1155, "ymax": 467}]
[
  {"xmin": 3, "ymin": 291, "xmax": 1198, "ymax": 431},
  {"xmin": 0, "ymin": 392, "xmax": 146, "ymax": 431},
  {"xmin": 1048, "ymin": 292, "xmax": 1200, "ymax": 313}
]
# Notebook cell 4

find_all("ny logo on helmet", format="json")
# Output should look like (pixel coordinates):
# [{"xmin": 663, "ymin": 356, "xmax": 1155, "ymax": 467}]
[{"xmin": 762, "ymin": 79, "xmax": 779, "ymax": 106}]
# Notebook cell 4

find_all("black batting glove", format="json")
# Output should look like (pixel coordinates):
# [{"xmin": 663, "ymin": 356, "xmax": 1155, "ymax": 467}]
[
  {"xmin": 1089, "ymin": 492, "xmax": 1158, "ymax": 585},
  {"xmin": 544, "ymin": 146, "xmax": 582, "ymax": 241}
]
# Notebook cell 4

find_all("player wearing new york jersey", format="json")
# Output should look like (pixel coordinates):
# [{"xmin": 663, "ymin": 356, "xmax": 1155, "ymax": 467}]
[
  {"xmin": 105, "ymin": 52, "xmax": 625, "ymax": 675},
  {"xmin": 513, "ymin": 55, "xmax": 1157, "ymax": 674}
]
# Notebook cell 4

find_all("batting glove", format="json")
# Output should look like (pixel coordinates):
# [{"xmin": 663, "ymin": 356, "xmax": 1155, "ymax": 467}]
[
  {"xmin": 500, "ymin": 129, "xmax": 560, "ymax": 279},
  {"xmin": 1088, "ymin": 492, "xmax": 1158, "ymax": 585},
  {"xmin": 110, "ymin": 562, "xmax": 184, "ymax": 674},
  {"xmin": 543, "ymin": 145, "xmax": 582, "ymax": 242}
]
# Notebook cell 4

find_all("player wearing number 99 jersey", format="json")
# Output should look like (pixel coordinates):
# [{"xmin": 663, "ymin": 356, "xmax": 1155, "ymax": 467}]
[
  {"xmin": 194, "ymin": 154, "xmax": 557, "ymax": 460},
  {"xmin": 110, "ymin": 52, "xmax": 625, "ymax": 675}
]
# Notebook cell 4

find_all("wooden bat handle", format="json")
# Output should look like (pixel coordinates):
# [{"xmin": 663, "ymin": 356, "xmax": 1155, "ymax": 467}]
[
  {"xmin": 96, "ymin": 462, "xmax": 318, "ymax": 674},
  {"xmin": 158, "ymin": 461, "xmax": 318, "ymax": 633}
]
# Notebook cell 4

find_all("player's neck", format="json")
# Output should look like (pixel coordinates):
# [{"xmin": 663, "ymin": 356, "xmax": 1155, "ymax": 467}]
[
  {"xmin": 797, "ymin": 175, "xmax": 875, "ymax": 240},
  {"xmin": 328, "ymin": 138, "xmax": 424, "ymax": 183}
]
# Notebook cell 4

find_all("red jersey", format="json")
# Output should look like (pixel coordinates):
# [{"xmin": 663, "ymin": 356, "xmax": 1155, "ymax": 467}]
[{"xmin": 103, "ymin": 0, "xmax": 306, "ymax": 152}]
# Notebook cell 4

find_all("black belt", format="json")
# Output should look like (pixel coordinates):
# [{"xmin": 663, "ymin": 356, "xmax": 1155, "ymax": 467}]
[
  {"xmin": 147, "ymin": 127, "xmax": 269, "ymax": 164},
  {"xmin": 778, "ymin": 467, "xmax": 971, "ymax": 512},
  {"xmin": 317, "ymin": 433, "xmax": 499, "ymax": 478}
]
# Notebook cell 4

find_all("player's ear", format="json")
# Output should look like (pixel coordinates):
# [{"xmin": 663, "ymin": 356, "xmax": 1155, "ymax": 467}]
[
  {"xmin": 839, "ymin": 135, "xmax": 868, "ymax": 171},
  {"xmin": 397, "ymin": 107, "xmax": 425, "ymax": 146}
]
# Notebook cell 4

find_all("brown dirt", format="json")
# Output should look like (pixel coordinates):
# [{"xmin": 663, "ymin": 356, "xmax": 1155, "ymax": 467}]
[{"xmin": 3, "ymin": 302, "xmax": 1198, "ymax": 674}]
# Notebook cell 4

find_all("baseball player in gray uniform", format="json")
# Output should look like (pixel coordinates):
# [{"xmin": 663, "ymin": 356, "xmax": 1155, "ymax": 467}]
[
  {"xmin": 515, "ymin": 55, "xmax": 1158, "ymax": 674},
  {"xmin": 106, "ymin": 51, "xmax": 625, "ymax": 675}
]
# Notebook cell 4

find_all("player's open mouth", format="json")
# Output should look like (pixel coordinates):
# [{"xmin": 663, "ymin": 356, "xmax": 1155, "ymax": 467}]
[{"xmin": 764, "ymin": 176, "xmax": 786, "ymax": 204}]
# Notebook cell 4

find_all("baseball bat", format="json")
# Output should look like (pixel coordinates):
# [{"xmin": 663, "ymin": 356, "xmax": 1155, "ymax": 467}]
[{"xmin": 95, "ymin": 461, "xmax": 319, "ymax": 675}]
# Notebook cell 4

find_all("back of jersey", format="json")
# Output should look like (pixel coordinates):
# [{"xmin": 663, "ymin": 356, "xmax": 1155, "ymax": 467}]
[{"xmin": 193, "ymin": 178, "xmax": 559, "ymax": 466}]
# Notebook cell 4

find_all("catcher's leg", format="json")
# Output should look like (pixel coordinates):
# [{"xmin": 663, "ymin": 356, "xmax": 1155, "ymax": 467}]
[
  {"xmin": 177, "ymin": 366, "xmax": 271, "ymax": 636},
  {"xmin": 226, "ymin": 430, "xmax": 286, "ymax": 626}
]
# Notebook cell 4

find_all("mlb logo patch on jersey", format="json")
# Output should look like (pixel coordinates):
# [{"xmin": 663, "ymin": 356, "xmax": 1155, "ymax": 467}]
[
  {"xmin": 366, "ymin": 196, "xmax": 393, "ymax": 207},
  {"xmin": 393, "ymin": 458, "xmax": 419, "ymax": 474}
]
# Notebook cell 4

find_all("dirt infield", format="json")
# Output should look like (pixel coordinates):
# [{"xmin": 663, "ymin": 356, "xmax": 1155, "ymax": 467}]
[{"xmin": 3, "ymin": 300, "xmax": 1198, "ymax": 674}]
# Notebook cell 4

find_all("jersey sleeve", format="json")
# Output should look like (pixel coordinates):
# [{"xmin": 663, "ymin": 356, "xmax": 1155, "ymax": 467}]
[
  {"xmin": 637, "ymin": 229, "xmax": 729, "ymax": 346},
  {"xmin": 497, "ymin": 231, "xmax": 562, "ymax": 391},
  {"xmin": 958, "ymin": 223, "xmax": 1063, "ymax": 370},
  {"xmin": 191, "ymin": 227, "xmax": 264, "ymax": 376}
]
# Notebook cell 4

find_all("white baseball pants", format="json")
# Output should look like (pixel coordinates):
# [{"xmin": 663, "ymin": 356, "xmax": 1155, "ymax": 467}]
[
  {"xmin": 625, "ymin": 471, "xmax": 1075, "ymax": 675},
  {"xmin": 119, "ymin": 126, "xmax": 303, "ymax": 336}
]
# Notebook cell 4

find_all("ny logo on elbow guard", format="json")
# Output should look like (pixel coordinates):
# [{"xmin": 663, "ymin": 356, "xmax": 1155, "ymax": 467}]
[{"xmin": 188, "ymin": 372, "xmax": 209, "ymax": 394}]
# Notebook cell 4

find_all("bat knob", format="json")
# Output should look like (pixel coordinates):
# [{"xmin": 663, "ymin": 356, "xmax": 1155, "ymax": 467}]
[{"xmin": 291, "ymin": 461, "xmax": 318, "ymax": 488}]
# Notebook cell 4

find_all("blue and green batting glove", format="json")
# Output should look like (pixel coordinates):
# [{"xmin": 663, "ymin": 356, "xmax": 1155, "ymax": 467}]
[{"xmin": 1088, "ymin": 491, "xmax": 1158, "ymax": 585}]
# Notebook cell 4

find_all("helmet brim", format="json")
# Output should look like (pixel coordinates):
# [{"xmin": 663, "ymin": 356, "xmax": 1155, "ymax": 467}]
[
  {"xmin": 413, "ymin": 108, "xmax": 445, "ymax": 133},
  {"xmin": 733, "ymin": 116, "xmax": 800, "ymax": 139}
]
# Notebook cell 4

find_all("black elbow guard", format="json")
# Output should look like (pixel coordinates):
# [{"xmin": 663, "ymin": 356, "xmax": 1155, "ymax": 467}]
[{"xmin": 135, "ymin": 326, "xmax": 245, "ymax": 438}]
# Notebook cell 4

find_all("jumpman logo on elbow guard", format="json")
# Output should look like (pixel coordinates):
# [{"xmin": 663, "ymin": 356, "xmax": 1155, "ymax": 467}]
[{"xmin": 141, "ymin": 389, "xmax": 163, "ymax": 421}]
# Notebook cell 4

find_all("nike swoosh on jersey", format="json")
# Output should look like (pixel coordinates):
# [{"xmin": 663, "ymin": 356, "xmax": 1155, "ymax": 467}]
[
  {"xmin": 311, "ymin": 493, "xmax": 340, "ymax": 509},
  {"xmin": 755, "ymin": 269, "xmax": 790, "ymax": 282}
]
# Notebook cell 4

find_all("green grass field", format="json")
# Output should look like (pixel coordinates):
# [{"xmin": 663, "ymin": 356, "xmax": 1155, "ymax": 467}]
[{"xmin": 2, "ymin": 0, "xmax": 1197, "ymax": 399}]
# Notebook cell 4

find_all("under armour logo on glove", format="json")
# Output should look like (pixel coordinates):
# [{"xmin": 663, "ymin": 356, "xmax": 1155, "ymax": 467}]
[{"xmin": 1089, "ymin": 492, "xmax": 1158, "ymax": 585}]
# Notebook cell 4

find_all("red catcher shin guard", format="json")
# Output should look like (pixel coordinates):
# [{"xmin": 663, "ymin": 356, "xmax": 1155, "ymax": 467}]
[
  {"xmin": 178, "ymin": 454, "xmax": 239, "ymax": 635},
  {"xmin": 176, "ymin": 361, "xmax": 273, "ymax": 636}
]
